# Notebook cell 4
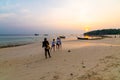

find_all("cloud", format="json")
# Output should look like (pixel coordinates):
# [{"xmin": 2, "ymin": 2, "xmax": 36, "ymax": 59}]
[
  {"xmin": 0, "ymin": 13, "xmax": 16, "ymax": 19},
  {"xmin": 19, "ymin": 9, "xmax": 31, "ymax": 14}
]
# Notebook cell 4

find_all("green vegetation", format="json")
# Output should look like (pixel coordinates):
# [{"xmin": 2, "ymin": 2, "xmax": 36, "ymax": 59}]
[{"xmin": 84, "ymin": 29, "xmax": 120, "ymax": 36}]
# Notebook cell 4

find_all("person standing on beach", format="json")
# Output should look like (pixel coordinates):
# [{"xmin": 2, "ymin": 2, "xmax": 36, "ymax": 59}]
[
  {"xmin": 51, "ymin": 39, "xmax": 56, "ymax": 51},
  {"xmin": 42, "ymin": 38, "xmax": 51, "ymax": 59}
]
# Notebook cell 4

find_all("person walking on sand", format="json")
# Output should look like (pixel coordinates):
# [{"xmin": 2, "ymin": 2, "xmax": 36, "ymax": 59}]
[
  {"xmin": 51, "ymin": 39, "xmax": 56, "ymax": 51},
  {"xmin": 56, "ymin": 37, "xmax": 62, "ymax": 49},
  {"xmin": 42, "ymin": 38, "xmax": 51, "ymax": 59}
]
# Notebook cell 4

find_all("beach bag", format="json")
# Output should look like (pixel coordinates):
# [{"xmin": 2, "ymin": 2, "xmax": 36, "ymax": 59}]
[{"xmin": 46, "ymin": 45, "xmax": 50, "ymax": 50}]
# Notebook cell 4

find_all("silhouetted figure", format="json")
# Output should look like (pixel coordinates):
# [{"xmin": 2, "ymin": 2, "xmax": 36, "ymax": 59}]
[{"xmin": 42, "ymin": 38, "xmax": 51, "ymax": 59}]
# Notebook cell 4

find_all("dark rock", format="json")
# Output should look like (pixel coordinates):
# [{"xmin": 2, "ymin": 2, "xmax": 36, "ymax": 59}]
[
  {"xmin": 68, "ymin": 50, "xmax": 71, "ymax": 52},
  {"xmin": 70, "ymin": 73, "xmax": 73, "ymax": 76}
]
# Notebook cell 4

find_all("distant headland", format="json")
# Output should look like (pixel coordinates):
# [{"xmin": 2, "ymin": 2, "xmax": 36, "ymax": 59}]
[{"xmin": 84, "ymin": 29, "xmax": 120, "ymax": 36}]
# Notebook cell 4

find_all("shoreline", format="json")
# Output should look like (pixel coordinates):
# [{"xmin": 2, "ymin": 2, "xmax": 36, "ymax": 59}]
[{"xmin": 0, "ymin": 42, "xmax": 33, "ymax": 49}]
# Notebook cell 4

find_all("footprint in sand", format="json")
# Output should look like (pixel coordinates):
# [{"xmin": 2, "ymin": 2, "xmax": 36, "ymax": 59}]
[
  {"xmin": 9, "ymin": 63, "xmax": 12, "ymax": 66},
  {"xmin": 4, "ymin": 60, "xmax": 8, "ymax": 63},
  {"xmin": 64, "ymin": 59, "xmax": 66, "ymax": 62},
  {"xmin": 81, "ymin": 61, "xmax": 86, "ymax": 68},
  {"xmin": 82, "ymin": 65, "xmax": 86, "ymax": 68},
  {"xmin": 40, "ymin": 76, "xmax": 46, "ymax": 80},
  {"xmin": 53, "ymin": 75, "xmax": 59, "ymax": 80}
]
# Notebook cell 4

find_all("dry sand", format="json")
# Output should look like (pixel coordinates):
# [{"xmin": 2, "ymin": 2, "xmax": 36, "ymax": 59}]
[{"xmin": 0, "ymin": 38, "xmax": 120, "ymax": 80}]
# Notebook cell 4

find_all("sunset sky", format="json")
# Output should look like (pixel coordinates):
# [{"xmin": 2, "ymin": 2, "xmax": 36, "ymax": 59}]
[{"xmin": 0, "ymin": 0, "xmax": 120, "ymax": 34}]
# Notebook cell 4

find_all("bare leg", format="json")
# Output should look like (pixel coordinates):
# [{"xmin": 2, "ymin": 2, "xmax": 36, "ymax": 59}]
[{"xmin": 53, "ymin": 46, "xmax": 55, "ymax": 51}]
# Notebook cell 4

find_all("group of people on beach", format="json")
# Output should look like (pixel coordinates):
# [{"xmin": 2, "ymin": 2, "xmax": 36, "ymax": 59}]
[{"xmin": 42, "ymin": 37, "xmax": 62, "ymax": 59}]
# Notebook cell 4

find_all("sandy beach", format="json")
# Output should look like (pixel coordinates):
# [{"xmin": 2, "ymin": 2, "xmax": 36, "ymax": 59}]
[{"xmin": 0, "ymin": 37, "xmax": 120, "ymax": 80}]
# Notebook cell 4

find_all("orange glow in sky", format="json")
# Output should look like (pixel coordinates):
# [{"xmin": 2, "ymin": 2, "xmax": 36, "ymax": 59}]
[{"xmin": 84, "ymin": 26, "xmax": 90, "ymax": 32}]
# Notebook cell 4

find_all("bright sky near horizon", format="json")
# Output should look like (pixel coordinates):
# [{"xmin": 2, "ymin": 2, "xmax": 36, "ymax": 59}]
[{"xmin": 0, "ymin": 0, "xmax": 120, "ymax": 34}]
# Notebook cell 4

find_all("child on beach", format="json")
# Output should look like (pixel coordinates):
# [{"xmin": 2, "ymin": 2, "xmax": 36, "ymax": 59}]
[
  {"xmin": 56, "ymin": 37, "xmax": 62, "ymax": 49},
  {"xmin": 51, "ymin": 39, "xmax": 56, "ymax": 51},
  {"xmin": 42, "ymin": 38, "xmax": 51, "ymax": 59}
]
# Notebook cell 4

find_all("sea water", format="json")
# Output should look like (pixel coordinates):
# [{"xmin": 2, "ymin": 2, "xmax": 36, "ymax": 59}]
[
  {"xmin": 0, "ymin": 34, "xmax": 62, "ymax": 47},
  {"xmin": 0, "ymin": 34, "xmax": 81, "ymax": 48},
  {"xmin": 0, "ymin": 34, "xmax": 45, "ymax": 47}
]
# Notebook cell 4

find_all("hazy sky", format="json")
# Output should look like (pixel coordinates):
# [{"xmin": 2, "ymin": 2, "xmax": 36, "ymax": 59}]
[{"xmin": 0, "ymin": 0, "xmax": 120, "ymax": 34}]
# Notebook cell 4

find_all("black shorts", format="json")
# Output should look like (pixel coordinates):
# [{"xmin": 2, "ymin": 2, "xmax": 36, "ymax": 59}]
[
  {"xmin": 52, "ymin": 45, "xmax": 55, "ymax": 47},
  {"xmin": 56, "ymin": 43, "xmax": 59, "ymax": 45}
]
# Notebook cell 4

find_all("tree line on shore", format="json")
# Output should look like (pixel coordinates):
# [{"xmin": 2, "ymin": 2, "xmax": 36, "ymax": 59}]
[{"xmin": 84, "ymin": 29, "xmax": 120, "ymax": 36}]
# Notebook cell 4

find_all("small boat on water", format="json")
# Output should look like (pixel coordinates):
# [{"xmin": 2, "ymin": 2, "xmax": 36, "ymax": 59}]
[
  {"xmin": 77, "ymin": 36, "xmax": 103, "ymax": 40},
  {"xmin": 34, "ymin": 34, "xmax": 39, "ymax": 36},
  {"xmin": 77, "ymin": 37, "xmax": 88, "ymax": 40},
  {"xmin": 44, "ymin": 34, "xmax": 48, "ymax": 36},
  {"xmin": 59, "ymin": 35, "xmax": 66, "ymax": 39}
]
